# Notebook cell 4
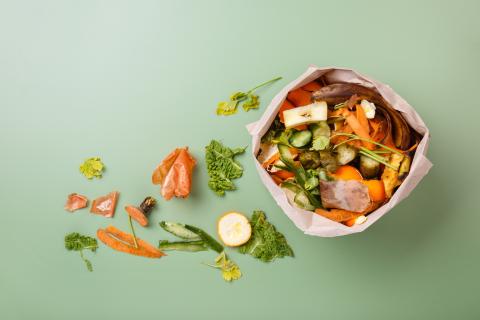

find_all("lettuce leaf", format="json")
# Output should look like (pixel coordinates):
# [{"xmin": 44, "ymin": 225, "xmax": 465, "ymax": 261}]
[{"xmin": 238, "ymin": 211, "xmax": 294, "ymax": 262}]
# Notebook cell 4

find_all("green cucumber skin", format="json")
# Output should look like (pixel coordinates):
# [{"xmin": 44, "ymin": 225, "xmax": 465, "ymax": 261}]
[
  {"xmin": 158, "ymin": 240, "xmax": 207, "ymax": 252},
  {"xmin": 184, "ymin": 225, "xmax": 224, "ymax": 253},
  {"xmin": 159, "ymin": 221, "xmax": 201, "ymax": 240},
  {"xmin": 289, "ymin": 130, "xmax": 312, "ymax": 148}
]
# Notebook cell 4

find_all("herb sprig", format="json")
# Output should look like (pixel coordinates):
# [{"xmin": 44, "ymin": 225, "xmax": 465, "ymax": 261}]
[
  {"xmin": 65, "ymin": 232, "xmax": 98, "ymax": 272},
  {"xmin": 216, "ymin": 76, "xmax": 282, "ymax": 115}
]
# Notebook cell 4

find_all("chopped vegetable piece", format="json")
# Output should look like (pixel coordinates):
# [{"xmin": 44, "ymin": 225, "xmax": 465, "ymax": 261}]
[
  {"xmin": 90, "ymin": 191, "xmax": 119, "ymax": 218},
  {"xmin": 283, "ymin": 101, "xmax": 328, "ymax": 129},
  {"xmin": 316, "ymin": 201, "xmax": 380, "ymax": 223},
  {"xmin": 97, "ymin": 225, "xmax": 164, "ymax": 258},
  {"xmin": 335, "ymin": 144, "xmax": 357, "ymax": 165},
  {"xmin": 152, "ymin": 147, "xmax": 196, "ymax": 200},
  {"xmin": 397, "ymin": 155, "xmax": 411, "ymax": 183},
  {"xmin": 278, "ymin": 100, "xmax": 295, "ymax": 123},
  {"xmin": 287, "ymin": 88, "xmax": 312, "ymax": 106},
  {"xmin": 65, "ymin": 232, "xmax": 98, "ymax": 272},
  {"xmin": 159, "ymin": 221, "xmax": 201, "ymax": 240},
  {"xmin": 362, "ymin": 180, "xmax": 386, "ymax": 202},
  {"xmin": 205, "ymin": 140, "xmax": 245, "ymax": 196},
  {"xmin": 289, "ymin": 130, "xmax": 312, "ymax": 148},
  {"xmin": 381, "ymin": 153, "xmax": 404, "ymax": 198},
  {"xmin": 158, "ymin": 240, "xmax": 207, "ymax": 252},
  {"xmin": 64, "ymin": 193, "xmax": 88, "ymax": 212},
  {"xmin": 319, "ymin": 151, "xmax": 338, "ymax": 173},
  {"xmin": 315, "ymin": 208, "xmax": 363, "ymax": 223},
  {"xmin": 301, "ymin": 81, "xmax": 322, "ymax": 92},
  {"xmin": 217, "ymin": 212, "xmax": 252, "ymax": 247},
  {"xmin": 359, "ymin": 155, "xmax": 380, "ymax": 178},
  {"xmin": 299, "ymin": 151, "xmax": 321, "ymax": 169},
  {"xmin": 360, "ymin": 100, "xmax": 376, "ymax": 119},
  {"xmin": 319, "ymin": 180, "xmax": 371, "ymax": 212},
  {"xmin": 79, "ymin": 157, "xmax": 105, "ymax": 179},
  {"xmin": 331, "ymin": 165, "xmax": 363, "ymax": 181},
  {"xmin": 272, "ymin": 170, "xmax": 295, "ymax": 180},
  {"xmin": 238, "ymin": 211, "xmax": 294, "ymax": 262},
  {"xmin": 124, "ymin": 196, "xmax": 156, "ymax": 227}
]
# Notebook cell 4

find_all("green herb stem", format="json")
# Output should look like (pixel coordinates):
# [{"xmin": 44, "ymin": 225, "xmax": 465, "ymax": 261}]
[
  {"xmin": 128, "ymin": 216, "xmax": 139, "ymax": 249},
  {"xmin": 331, "ymin": 133, "xmax": 404, "ymax": 156},
  {"xmin": 248, "ymin": 76, "xmax": 282, "ymax": 93}
]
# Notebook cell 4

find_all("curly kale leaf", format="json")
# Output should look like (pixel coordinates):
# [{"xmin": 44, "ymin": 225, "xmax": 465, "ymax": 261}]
[
  {"xmin": 238, "ymin": 211, "xmax": 294, "ymax": 262},
  {"xmin": 65, "ymin": 232, "xmax": 98, "ymax": 272},
  {"xmin": 205, "ymin": 140, "xmax": 246, "ymax": 196}
]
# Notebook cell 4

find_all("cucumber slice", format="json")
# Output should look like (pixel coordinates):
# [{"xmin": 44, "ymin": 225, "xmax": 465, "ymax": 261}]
[
  {"xmin": 158, "ymin": 240, "xmax": 207, "ymax": 252},
  {"xmin": 294, "ymin": 191, "xmax": 315, "ymax": 211},
  {"xmin": 184, "ymin": 225, "xmax": 224, "ymax": 253},
  {"xmin": 159, "ymin": 221, "xmax": 201, "ymax": 240},
  {"xmin": 278, "ymin": 143, "xmax": 295, "ymax": 165},
  {"xmin": 289, "ymin": 130, "xmax": 312, "ymax": 148}
]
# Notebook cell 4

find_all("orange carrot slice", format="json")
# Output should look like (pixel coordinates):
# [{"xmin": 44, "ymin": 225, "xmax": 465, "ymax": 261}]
[
  {"xmin": 278, "ymin": 100, "xmax": 295, "ymax": 123},
  {"xmin": 331, "ymin": 165, "xmax": 363, "ymax": 181},
  {"xmin": 301, "ymin": 81, "xmax": 322, "ymax": 92},
  {"xmin": 287, "ymin": 88, "xmax": 312, "ymax": 106},
  {"xmin": 362, "ymin": 180, "xmax": 386, "ymax": 202},
  {"xmin": 125, "ymin": 206, "xmax": 149, "ymax": 227}
]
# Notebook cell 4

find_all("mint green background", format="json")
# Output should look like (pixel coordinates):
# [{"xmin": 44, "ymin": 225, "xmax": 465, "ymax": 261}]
[{"xmin": 1, "ymin": 1, "xmax": 479, "ymax": 319}]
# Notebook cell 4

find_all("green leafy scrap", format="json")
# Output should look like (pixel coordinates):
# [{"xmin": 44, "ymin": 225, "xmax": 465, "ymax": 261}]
[
  {"xmin": 65, "ymin": 232, "xmax": 98, "ymax": 272},
  {"xmin": 79, "ymin": 157, "xmax": 104, "ymax": 179},
  {"xmin": 242, "ymin": 94, "xmax": 259, "ymax": 111},
  {"xmin": 205, "ymin": 140, "xmax": 246, "ymax": 196},
  {"xmin": 238, "ymin": 211, "xmax": 294, "ymax": 262}
]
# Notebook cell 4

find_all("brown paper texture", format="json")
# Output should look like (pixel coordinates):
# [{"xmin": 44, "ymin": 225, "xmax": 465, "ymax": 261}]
[{"xmin": 247, "ymin": 66, "xmax": 432, "ymax": 237}]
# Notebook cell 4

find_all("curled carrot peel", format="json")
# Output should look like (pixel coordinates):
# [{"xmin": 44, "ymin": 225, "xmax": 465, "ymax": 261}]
[
  {"xmin": 97, "ymin": 225, "xmax": 165, "ymax": 258},
  {"xmin": 272, "ymin": 170, "xmax": 295, "ymax": 180},
  {"xmin": 342, "ymin": 109, "xmax": 374, "ymax": 149},
  {"xmin": 315, "ymin": 201, "xmax": 381, "ymax": 224}
]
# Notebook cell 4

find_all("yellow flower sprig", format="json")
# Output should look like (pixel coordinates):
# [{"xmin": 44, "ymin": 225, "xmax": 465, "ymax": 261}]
[
  {"xmin": 205, "ymin": 251, "xmax": 242, "ymax": 282},
  {"xmin": 216, "ymin": 76, "xmax": 282, "ymax": 116}
]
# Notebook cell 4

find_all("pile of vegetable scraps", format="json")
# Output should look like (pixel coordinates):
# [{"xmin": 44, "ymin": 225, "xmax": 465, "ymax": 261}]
[{"xmin": 258, "ymin": 80, "xmax": 420, "ymax": 227}]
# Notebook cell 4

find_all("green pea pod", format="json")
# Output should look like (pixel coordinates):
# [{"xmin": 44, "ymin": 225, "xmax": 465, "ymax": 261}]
[{"xmin": 184, "ymin": 225, "xmax": 224, "ymax": 253}]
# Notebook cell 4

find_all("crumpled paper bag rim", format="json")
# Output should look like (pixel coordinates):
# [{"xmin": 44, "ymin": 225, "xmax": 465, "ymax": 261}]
[{"xmin": 247, "ymin": 65, "xmax": 433, "ymax": 237}]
